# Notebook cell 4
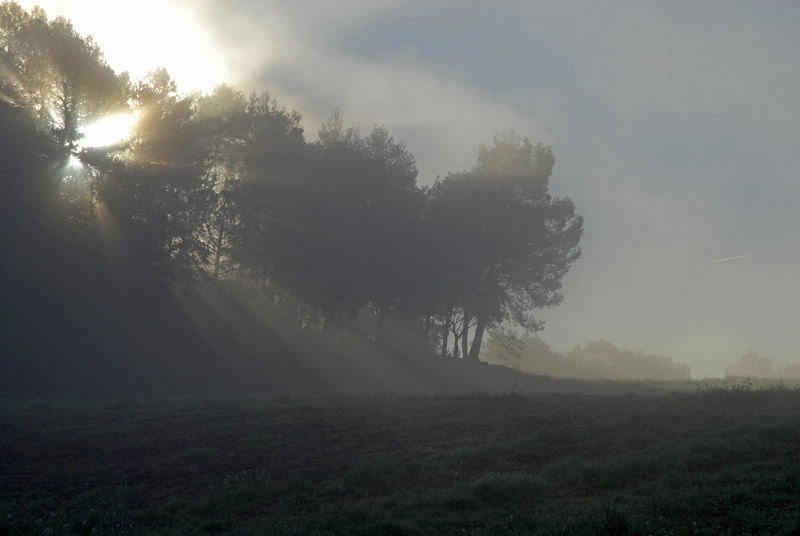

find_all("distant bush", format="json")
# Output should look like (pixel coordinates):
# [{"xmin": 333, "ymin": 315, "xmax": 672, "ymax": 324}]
[
  {"xmin": 568, "ymin": 339, "xmax": 691, "ymax": 381},
  {"xmin": 726, "ymin": 350, "xmax": 776, "ymax": 378},
  {"xmin": 726, "ymin": 350, "xmax": 800, "ymax": 379},
  {"xmin": 483, "ymin": 336, "xmax": 691, "ymax": 380}
]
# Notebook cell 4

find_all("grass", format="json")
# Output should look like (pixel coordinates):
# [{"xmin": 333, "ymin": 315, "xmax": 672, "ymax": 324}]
[{"xmin": 2, "ymin": 384, "xmax": 800, "ymax": 535}]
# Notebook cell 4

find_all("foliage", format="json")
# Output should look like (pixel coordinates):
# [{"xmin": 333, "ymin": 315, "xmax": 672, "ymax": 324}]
[
  {"xmin": 234, "ymin": 108, "xmax": 426, "ymax": 325},
  {"xmin": 725, "ymin": 350, "xmax": 775, "ymax": 378},
  {"xmin": 426, "ymin": 134, "xmax": 583, "ymax": 360},
  {"xmin": 483, "ymin": 336, "xmax": 692, "ymax": 381},
  {"xmin": 724, "ymin": 350, "xmax": 800, "ymax": 380},
  {"xmin": 568, "ymin": 339, "xmax": 691, "ymax": 381},
  {"xmin": 1, "ymin": 2, "xmax": 587, "ymax": 396},
  {"xmin": 0, "ymin": 1, "xmax": 125, "ymax": 157}
]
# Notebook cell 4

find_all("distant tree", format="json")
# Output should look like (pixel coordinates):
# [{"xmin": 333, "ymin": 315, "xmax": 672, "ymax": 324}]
[
  {"xmin": 776, "ymin": 362, "xmax": 800, "ymax": 379},
  {"xmin": 725, "ymin": 350, "xmax": 776, "ymax": 379},
  {"xmin": 482, "ymin": 334, "xmax": 583, "ymax": 378},
  {"xmin": 426, "ymin": 134, "xmax": 583, "ymax": 361},
  {"xmin": 568, "ymin": 339, "xmax": 691, "ymax": 380},
  {"xmin": 483, "ymin": 336, "xmax": 691, "ymax": 380}
]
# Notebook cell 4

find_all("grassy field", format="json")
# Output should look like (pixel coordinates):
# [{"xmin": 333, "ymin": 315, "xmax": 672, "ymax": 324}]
[{"xmin": 3, "ymin": 383, "xmax": 800, "ymax": 535}]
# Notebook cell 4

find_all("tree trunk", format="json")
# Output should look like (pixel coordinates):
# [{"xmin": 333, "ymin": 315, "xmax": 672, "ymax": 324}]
[
  {"xmin": 440, "ymin": 309, "xmax": 450, "ymax": 357},
  {"xmin": 212, "ymin": 228, "xmax": 224, "ymax": 280},
  {"xmin": 468, "ymin": 266, "xmax": 494, "ymax": 362},
  {"xmin": 461, "ymin": 307, "xmax": 470, "ymax": 360},
  {"xmin": 468, "ymin": 313, "xmax": 487, "ymax": 362}
]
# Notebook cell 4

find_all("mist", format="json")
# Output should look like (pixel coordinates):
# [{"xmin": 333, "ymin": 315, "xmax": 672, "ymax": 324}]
[
  {"xmin": 4, "ymin": 0, "xmax": 800, "ymax": 397},
  {"xmin": 189, "ymin": 1, "xmax": 800, "ymax": 379},
  {"xmin": 7, "ymin": 4, "xmax": 800, "ymax": 534}
]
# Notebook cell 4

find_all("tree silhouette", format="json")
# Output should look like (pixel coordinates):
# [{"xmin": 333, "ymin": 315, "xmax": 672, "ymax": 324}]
[
  {"xmin": 427, "ymin": 134, "xmax": 583, "ymax": 360},
  {"xmin": 0, "ymin": 1, "xmax": 125, "ymax": 160},
  {"xmin": 190, "ymin": 85, "xmax": 251, "ymax": 279},
  {"xmin": 725, "ymin": 350, "xmax": 776, "ymax": 379},
  {"xmin": 568, "ymin": 339, "xmax": 691, "ymax": 380},
  {"xmin": 78, "ymin": 68, "xmax": 208, "ymax": 282},
  {"xmin": 2, "ymin": 2, "xmax": 593, "ymax": 394},
  {"xmin": 231, "ymin": 92, "xmax": 309, "ymax": 288},
  {"xmin": 357, "ymin": 124, "xmax": 424, "ymax": 337},
  {"xmin": 483, "ymin": 336, "xmax": 692, "ymax": 380}
]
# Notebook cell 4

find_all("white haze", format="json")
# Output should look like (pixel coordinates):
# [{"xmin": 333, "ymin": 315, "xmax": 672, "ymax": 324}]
[{"xmin": 195, "ymin": 1, "xmax": 800, "ymax": 379}]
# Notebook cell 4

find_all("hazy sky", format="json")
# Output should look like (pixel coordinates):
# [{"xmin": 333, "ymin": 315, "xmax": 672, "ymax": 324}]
[{"xmin": 22, "ymin": 0, "xmax": 800, "ymax": 378}]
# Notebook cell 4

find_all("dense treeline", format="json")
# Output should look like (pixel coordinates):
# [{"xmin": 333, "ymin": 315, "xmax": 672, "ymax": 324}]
[
  {"xmin": 725, "ymin": 350, "xmax": 800, "ymax": 380},
  {"xmin": 483, "ymin": 336, "xmax": 692, "ymax": 381},
  {"xmin": 0, "ymin": 2, "xmax": 583, "ymax": 394}
]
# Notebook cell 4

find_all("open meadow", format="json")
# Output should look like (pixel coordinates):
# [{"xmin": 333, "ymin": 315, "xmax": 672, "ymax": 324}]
[{"xmin": 3, "ymin": 383, "xmax": 800, "ymax": 535}]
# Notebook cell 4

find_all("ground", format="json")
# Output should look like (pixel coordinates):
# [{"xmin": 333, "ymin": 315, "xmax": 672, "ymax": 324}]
[{"xmin": 3, "ymin": 384, "xmax": 800, "ymax": 535}]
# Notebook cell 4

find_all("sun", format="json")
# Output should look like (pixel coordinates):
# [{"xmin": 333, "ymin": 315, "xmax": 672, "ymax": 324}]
[
  {"xmin": 79, "ymin": 111, "xmax": 140, "ymax": 149},
  {"xmin": 16, "ymin": 0, "xmax": 228, "ymax": 94}
]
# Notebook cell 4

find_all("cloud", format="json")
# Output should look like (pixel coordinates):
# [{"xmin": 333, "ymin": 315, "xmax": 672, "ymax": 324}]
[{"xmin": 195, "ymin": 0, "xmax": 551, "ymax": 180}]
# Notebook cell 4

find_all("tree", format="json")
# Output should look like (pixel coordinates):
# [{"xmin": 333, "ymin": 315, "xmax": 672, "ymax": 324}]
[
  {"xmin": 427, "ymin": 133, "xmax": 583, "ymax": 360},
  {"xmin": 0, "ymin": 1, "xmax": 125, "ymax": 160},
  {"xmin": 568, "ymin": 339, "xmax": 691, "ymax": 380},
  {"xmin": 229, "ymin": 94, "xmax": 317, "ymax": 317},
  {"xmin": 192, "ymin": 85, "xmax": 249, "ymax": 280},
  {"xmin": 0, "ymin": 72, "xmax": 201, "ymax": 394},
  {"xmin": 80, "ymin": 68, "xmax": 209, "ymax": 282},
  {"xmin": 359, "ymin": 124, "xmax": 425, "ymax": 337},
  {"xmin": 127, "ymin": 67, "xmax": 200, "ymax": 165},
  {"xmin": 482, "ymin": 333, "xmax": 583, "ymax": 378},
  {"xmin": 235, "ymin": 108, "xmax": 428, "ymax": 330},
  {"xmin": 725, "ymin": 350, "xmax": 776, "ymax": 378}
]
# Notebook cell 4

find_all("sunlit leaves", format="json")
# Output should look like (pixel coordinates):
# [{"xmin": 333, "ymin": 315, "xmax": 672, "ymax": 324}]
[{"xmin": 0, "ymin": 1, "xmax": 125, "ymax": 157}]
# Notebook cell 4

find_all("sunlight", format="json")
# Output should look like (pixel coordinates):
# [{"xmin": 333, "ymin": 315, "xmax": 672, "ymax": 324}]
[
  {"xmin": 80, "ymin": 112, "xmax": 139, "ymax": 148},
  {"xmin": 67, "ymin": 154, "xmax": 83, "ymax": 169},
  {"xmin": 17, "ymin": 0, "xmax": 228, "ymax": 93}
]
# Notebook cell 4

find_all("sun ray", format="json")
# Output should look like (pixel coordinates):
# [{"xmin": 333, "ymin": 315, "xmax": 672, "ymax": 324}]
[{"xmin": 80, "ymin": 111, "xmax": 139, "ymax": 148}]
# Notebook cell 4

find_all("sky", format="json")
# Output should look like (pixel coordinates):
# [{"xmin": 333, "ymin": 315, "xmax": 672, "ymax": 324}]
[{"xmin": 20, "ymin": 0, "xmax": 800, "ymax": 378}]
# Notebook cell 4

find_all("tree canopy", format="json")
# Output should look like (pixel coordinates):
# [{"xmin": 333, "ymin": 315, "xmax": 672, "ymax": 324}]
[
  {"xmin": 426, "ymin": 134, "xmax": 583, "ymax": 360},
  {"xmin": 483, "ymin": 336, "xmax": 692, "ymax": 381},
  {"xmin": 0, "ymin": 2, "xmax": 585, "ymax": 394},
  {"xmin": 0, "ymin": 2, "xmax": 125, "ymax": 158}
]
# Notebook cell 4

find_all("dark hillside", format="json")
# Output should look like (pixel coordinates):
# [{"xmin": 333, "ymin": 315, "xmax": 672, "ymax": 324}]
[{"xmin": 3, "ymin": 281, "xmax": 666, "ymax": 398}]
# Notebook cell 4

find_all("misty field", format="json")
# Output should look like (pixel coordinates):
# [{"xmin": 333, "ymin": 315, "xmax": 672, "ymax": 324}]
[{"xmin": 3, "ymin": 386, "xmax": 800, "ymax": 536}]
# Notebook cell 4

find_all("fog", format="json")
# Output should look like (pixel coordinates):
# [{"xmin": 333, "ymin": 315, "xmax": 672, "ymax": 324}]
[
  {"xmin": 193, "ymin": 1, "xmax": 800, "ymax": 378},
  {"xmin": 9, "ymin": 0, "xmax": 800, "ymax": 385}
]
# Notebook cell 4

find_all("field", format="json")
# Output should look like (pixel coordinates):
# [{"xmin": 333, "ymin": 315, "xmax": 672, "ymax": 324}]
[{"xmin": 3, "ymin": 384, "xmax": 800, "ymax": 535}]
